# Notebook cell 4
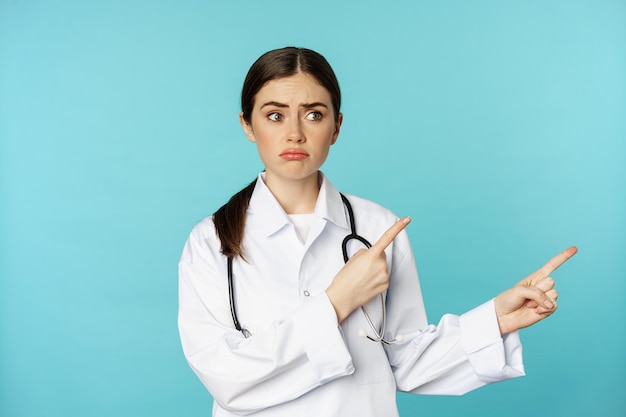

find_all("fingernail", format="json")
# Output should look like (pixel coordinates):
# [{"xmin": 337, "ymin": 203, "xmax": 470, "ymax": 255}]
[
  {"xmin": 544, "ymin": 300, "xmax": 554, "ymax": 309},
  {"xmin": 403, "ymin": 217, "xmax": 411, "ymax": 224}
]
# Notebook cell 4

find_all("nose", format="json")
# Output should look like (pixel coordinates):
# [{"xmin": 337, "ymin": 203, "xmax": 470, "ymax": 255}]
[{"xmin": 287, "ymin": 118, "xmax": 305, "ymax": 143}]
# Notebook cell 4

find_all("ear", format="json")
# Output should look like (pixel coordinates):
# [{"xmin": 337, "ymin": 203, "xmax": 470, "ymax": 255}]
[
  {"xmin": 240, "ymin": 112, "xmax": 256, "ymax": 143},
  {"xmin": 331, "ymin": 113, "xmax": 343, "ymax": 145}
]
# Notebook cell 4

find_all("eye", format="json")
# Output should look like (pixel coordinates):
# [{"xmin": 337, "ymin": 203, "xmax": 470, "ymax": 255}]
[
  {"xmin": 268, "ymin": 112, "xmax": 283, "ymax": 122},
  {"xmin": 305, "ymin": 111, "xmax": 323, "ymax": 121}
]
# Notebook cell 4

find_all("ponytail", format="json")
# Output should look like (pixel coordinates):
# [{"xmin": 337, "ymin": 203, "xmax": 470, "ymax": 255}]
[{"xmin": 213, "ymin": 179, "xmax": 257, "ymax": 259}]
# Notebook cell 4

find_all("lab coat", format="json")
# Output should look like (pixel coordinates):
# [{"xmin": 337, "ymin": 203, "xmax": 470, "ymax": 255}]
[{"xmin": 178, "ymin": 172, "xmax": 525, "ymax": 417}]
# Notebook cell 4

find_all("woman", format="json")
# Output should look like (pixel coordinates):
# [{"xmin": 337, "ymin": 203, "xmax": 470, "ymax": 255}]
[{"xmin": 178, "ymin": 47, "xmax": 577, "ymax": 417}]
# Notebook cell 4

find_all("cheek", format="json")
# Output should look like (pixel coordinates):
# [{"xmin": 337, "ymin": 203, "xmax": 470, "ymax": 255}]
[
  {"xmin": 250, "ymin": 129, "xmax": 278, "ymax": 157},
  {"xmin": 261, "ymin": 133, "xmax": 280, "ymax": 148},
  {"xmin": 326, "ymin": 127, "xmax": 339, "ymax": 145},
  {"xmin": 248, "ymin": 123, "xmax": 270, "ymax": 145}
]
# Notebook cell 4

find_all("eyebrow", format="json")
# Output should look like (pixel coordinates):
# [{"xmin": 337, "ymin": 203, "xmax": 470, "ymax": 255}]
[{"xmin": 260, "ymin": 101, "xmax": 329, "ymax": 110}]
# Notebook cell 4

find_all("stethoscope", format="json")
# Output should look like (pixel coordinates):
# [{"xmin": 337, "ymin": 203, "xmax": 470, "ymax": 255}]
[{"xmin": 227, "ymin": 194, "xmax": 401, "ymax": 344}]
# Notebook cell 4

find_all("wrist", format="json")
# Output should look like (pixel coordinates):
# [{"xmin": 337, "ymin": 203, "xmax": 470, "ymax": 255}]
[
  {"xmin": 496, "ymin": 314, "xmax": 512, "ymax": 335},
  {"xmin": 325, "ymin": 289, "xmax": 353, "ymax": 323}
]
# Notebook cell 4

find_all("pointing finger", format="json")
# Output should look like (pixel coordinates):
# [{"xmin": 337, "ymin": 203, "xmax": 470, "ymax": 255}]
[
  {"xmin": 370, "ymin": 217, "xmax": 411, "ymax": 254},
  {"xmin": 535, "ymin": 246, "xmax": 578, "ymax": 278}
]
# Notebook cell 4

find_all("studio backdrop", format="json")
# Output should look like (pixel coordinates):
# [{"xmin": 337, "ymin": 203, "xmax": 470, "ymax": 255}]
[{"xmin": 1, "ymin": 1, "xmax": 624, "ymax": 416}]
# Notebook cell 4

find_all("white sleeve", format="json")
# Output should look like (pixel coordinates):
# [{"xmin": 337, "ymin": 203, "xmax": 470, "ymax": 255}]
[
  {"xmin": 383, "ymin": 231, "xmax": 525, "ymax": 395},
  {"xmin": 177, "ymin": 223, "xmax": 354, "ymax": 415}
]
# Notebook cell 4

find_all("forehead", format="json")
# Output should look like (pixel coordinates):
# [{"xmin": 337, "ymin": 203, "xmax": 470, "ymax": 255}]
[{"xmin": 254, "ymin": 72, "xmax": 332, "ymax": 104}]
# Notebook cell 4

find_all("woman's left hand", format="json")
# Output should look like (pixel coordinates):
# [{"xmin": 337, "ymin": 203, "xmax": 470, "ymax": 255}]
[{"xmin": 494, "ymin": 246, "xmax": 578, "ymax": 335}]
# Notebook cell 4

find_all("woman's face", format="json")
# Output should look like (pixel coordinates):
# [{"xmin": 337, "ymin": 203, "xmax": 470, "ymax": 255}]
[{"xmin": 240, "ymin": 72, "xmax": 342, "ymax": 187}]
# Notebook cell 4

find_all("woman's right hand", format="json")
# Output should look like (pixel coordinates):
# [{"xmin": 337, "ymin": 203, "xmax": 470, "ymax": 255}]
[{"xmin": 326, "ymin": 217, "xmax": 411, "ymax": 323}]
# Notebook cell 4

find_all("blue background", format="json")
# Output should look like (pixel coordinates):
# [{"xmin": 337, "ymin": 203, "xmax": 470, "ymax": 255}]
[{"xmin": 1, "ymin": 1, "xmax": 624, "ymax": 416}]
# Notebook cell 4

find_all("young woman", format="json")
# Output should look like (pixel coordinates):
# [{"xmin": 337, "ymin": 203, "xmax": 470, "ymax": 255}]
[{"xmin": 178, "ymin": 47, "xmax": 577, "ymax": 417}]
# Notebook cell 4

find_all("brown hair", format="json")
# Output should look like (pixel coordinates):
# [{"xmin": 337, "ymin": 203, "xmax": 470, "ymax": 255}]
[{"xmin": 213, "ymin": 47, "xmax": 342, "ymax": 259}]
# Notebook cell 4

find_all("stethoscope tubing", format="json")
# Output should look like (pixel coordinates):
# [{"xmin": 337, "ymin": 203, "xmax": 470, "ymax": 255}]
[
  {"xmin": 340, "ymin": 194, "xmax": 396, "ymax": 344},
  {"xmin": 227, "ymin": 193, "xmax": 398, "ymax": 344},
  {"xmin": 227, "ymin": 256, "xmax": 243, "ymax": 333}
]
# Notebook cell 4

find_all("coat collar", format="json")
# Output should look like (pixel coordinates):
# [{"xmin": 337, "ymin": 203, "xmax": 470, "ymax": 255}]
[{"xmin": 247, "ymin": 172, "xmax": 350, "ymax": 237}]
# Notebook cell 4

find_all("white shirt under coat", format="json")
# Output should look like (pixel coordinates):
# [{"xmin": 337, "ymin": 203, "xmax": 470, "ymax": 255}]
[{"xmin": 178, "ymin": 172, "xmax": 525, "ymax": 417}]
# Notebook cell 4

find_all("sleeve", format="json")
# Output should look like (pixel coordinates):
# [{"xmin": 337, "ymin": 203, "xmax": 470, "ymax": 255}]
[
  {"xmin": 383, "ymin": 231, "xmax": 525, "ymax": 395},
  {"xmin": 177, "ymin": 221, "xmax": 354, "ymax": 415}
]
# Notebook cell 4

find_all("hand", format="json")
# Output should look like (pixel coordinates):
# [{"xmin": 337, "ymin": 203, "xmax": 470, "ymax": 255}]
[
  {"xmin": 326, "ymin": 217, "xmax": 411, "ymax": 323},
  {"xmin": 494, "ymin": 246, "xmax": 578, "ymax": 334}
]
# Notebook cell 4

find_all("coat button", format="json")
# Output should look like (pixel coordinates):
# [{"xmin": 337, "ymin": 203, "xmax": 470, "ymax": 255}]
[{"xmin": 303, "ymin": 290, "xmax": 311, "ymax": 297}]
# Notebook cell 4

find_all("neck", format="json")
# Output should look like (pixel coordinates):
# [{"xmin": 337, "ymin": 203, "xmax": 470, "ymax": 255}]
[{"xmin": 264, "ymin": 172, "xmax": 320, "ymax": 214}]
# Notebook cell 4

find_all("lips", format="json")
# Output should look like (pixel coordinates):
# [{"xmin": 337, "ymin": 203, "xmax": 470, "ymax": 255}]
[{"xmin": 279, "ymin": 149, "xmax": 309, "ymax": 161}]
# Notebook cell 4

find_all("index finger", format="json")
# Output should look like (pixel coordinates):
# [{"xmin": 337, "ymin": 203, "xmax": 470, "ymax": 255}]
[
  {"xmin": 535, "ymin": 246, "xmax": 578, "ymax": 277},
  {"xmin": 370, "ymin": 217, "xmax": 411, "ymax": 254}
]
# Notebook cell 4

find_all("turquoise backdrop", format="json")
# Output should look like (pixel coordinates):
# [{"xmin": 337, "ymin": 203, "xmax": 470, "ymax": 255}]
[{"xmin": 1, "ymin": 1, "xmax": 624, "ymax": 416}]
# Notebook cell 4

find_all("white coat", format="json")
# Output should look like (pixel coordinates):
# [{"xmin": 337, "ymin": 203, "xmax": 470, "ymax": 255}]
[{"xmin": 178, "ymin": 172, "xmax": 525, "ymax": 417}]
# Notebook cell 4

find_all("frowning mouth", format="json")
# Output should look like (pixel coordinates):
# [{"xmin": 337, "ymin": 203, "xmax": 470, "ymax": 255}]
[{"xmin": 279, "ymin": 149, "xmax": 309, "ymax": 160}]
